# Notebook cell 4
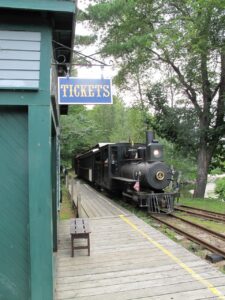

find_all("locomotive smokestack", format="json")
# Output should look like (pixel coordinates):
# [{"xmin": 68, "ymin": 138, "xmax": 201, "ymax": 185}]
[{"xmin": 146, "ymin": 131, "xmax": 154, "ymax": 145}]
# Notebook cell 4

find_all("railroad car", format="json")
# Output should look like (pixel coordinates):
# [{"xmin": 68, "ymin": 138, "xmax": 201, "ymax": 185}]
[{"xmin": 74, "ymin": 132, "xmax": 176, "ymax": 213}]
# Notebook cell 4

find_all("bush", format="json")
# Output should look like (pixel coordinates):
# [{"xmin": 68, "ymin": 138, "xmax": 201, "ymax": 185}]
[
  {"xmin": 161, "ymin": 138, "xmax": 196, "ymax": 182},
  {"xmin": 215, "ymin": 178, "xmax": 225, "ymax": 199},
  {"xmin": 210, "ymin": 167, "xmax": 224, "ymax": 175}
]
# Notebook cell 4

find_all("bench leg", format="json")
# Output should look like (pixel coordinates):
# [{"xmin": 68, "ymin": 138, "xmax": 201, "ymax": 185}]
[
  {"xmin": 71, "ymin": 235, "xmax": 74, "ymax": 257},
  {"xmin": 71, "ymin": 233, "xmax": 90, "ymax": 257},
  {"xmin": 88, "ymin": 234, "xmax": 90, "ymax": 256}
]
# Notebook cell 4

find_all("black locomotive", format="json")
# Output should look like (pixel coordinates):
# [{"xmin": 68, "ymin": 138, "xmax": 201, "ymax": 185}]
[{"xmin": 74, "ymin": 132, "xmax": 176, "ymax": 213}]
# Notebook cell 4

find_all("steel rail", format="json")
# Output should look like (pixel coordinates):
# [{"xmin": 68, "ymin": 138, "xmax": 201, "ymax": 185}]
[
  {"xmin": 174, "ymin": 206, "xmax": 225, "ymax": 222},
  {"xmin": 177, "ymin": 205, "xmax": 225, "ymax": 218},
  {"xmin": 150, "ymin": 214, "xmax": 225, "ymax": 258},
  {"xmin": 177, "ymin": 205, "xmax": 225, "ymax": 217},
  {"xmin": 170, "ymin": 214, "xmax": 225, "ymax": 241}
]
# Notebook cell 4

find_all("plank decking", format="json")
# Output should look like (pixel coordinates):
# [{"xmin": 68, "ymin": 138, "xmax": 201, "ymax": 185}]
[{"xmin": 56, "ymin": 182, "xmax": 225, "ymax": 300}]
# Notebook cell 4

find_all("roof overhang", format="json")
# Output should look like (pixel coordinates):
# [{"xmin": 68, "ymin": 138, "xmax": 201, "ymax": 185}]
[
  {"xmin": 0, "ymin": 0, "xmax": 76, "ymax": 64},
  {"xmin": 0, "ymin": 0, "xmax": 75, "ymax": 14},
  {"xmin": 0, "ymin": 0, "xmax": 76, "ymax": 115}
]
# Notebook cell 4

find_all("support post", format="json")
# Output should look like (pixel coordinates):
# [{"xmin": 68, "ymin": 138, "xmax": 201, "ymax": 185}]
[{"xmin": 29, "ymin": 106, "xmax": 53, "ymax": 300}]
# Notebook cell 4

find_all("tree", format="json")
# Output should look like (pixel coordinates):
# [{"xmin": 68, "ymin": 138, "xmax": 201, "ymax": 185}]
[
  {"xmin": 60, "ymin": 96, "xmax": 152, "ymax": 165},
  {"xmin": 85, "ymin": 0, "xmax": 225, "ymax": 197},
  {"xmin": 88, "ymin": 102, "xmax": 116, "ymax": 141},
  {"xmin": 147, "ymin": 83, "xmax": 199, "ymax": 156},
  {"xmin": 60, "ymin": 105, "xmax": 97, "ymax": 165}
]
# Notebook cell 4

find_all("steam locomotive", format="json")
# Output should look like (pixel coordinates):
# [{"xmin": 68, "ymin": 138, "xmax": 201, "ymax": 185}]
[{"xmin": 74, "ymin": 132, "xmax": 176, "ymax": 213}]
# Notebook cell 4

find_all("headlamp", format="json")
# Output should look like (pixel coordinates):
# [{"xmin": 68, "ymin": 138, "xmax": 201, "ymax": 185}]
[{"xmin": 153, "ymin": 149, "xmax": 161, "ymax": 158}]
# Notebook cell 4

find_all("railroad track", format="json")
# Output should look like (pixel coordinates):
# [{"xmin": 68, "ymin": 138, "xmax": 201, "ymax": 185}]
[
  {"xmin": 150, "ymin": 214, "xmax": 225, "ymax": 258},
  {"xmin": 175, "ymin": 205, "xmax": 225, "ymax": 222}
]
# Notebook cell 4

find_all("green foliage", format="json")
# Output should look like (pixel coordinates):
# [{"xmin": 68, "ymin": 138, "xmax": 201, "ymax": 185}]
[
  {"xmin": 60, "ymin": 100, "xmax": 197, "ymax": 183},
  {"xmin": 215, "ymin": 178, "xmax": 225, "ymax": 199},
  {"xmin": 179, "ymin": 196, "xmax": 225, "ymax": 213},
  {"xmin": 147, "ymin": 83, "xmax": 224, "ymax": 173},
  {"xmin": 210, "ymin": 141, "xmax": 225, "ymax": 173},
  {"xmin": 161, "ymin": 138, "xmax": 197, "ymax": 181},
  {"xmin": 210, "ymin": 168, "xmax": 224, "ymax": 175},
  {"xmin": 60, "ymin": 185, "xmax": 75, "ymax": 220},
  {"xmin": 83, "ymin": 0, "xmax": 225, "ymax": 197},
  {"xmin": 147, "ymin": 83, "xmax": 199, "ymax": 156},
  {"xmin": 75, "ymin": 34, "xmax": 97, "ymax": 46},
  {"xmin": 110, "ymin": 106, "xmax": 147, "ymax": 143},
  {"xmin": 60, "ymin": 97, "xmax": 152, "ymax": 166},
  {"xmin": 181, "ymin": 215, "xmax": 225, "ymax": 234},
  {"xmin": 87, "ymin": 102, "xmax": 116, "ymax": 142},
  {"xmin": 60, "ymin": 105, "xmax": 96, "ymax": 165}
]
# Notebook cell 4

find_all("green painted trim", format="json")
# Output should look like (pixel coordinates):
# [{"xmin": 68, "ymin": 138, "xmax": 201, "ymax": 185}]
[
  {"xmin": 0, "ymin": 87, "xmax": 39, "ymax": 91},
  {"xmin": 0, "ymin": 0, "xmax": 75, "ymax": 13},
  {"xmin": 0, "ymin": 93, "xmax": 49, "ymax": 105},
  {"xmin": 39, "ymin": 26, "xmax": 51, "ymax": 95},
  {"xmin": 0, "ymin": 21, "xmax": 50, "ymax": 31},
  {"xmin": 29, "ymin": 105, "xmax": 53, "ymax": 300},
  {"xmin": 52, "ymin": 132, "xmax": 58, "ymax": 252}
]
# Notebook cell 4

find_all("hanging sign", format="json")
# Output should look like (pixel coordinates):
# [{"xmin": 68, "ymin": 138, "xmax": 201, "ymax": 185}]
[{"xmin": 58, "ymin": 77, "xmax": 112, "ymax": 104}]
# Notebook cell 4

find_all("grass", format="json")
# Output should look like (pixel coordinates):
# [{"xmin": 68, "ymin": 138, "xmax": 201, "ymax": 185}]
[
  {"xmin": 161, "ymin": 226, "xmax": 177, "ymax": 241},
  {"xmin": 176, "ymin": 197, "xmax": 225, "ymax": 233},
  {"xmin": 176, "ymin": 213, "xmax": 225, "ymax": 234},
  {"xmin": 177, "ymin": 197, "xmax": 225, "ymax": 214},
  {"xmin": 59, "ymin": 185, "xmax": 76, "ymax": 220}
]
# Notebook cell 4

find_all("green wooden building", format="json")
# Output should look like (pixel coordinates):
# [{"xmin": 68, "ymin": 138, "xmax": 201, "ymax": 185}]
[{"xmin": 0, "ymin": 1, "xmax": 76, "ymax": 299}]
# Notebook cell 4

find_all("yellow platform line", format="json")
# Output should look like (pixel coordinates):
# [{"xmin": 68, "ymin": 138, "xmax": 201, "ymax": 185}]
[{"xmin": 119, "ymin": 214, "xmax": 225, "ymax": 299}]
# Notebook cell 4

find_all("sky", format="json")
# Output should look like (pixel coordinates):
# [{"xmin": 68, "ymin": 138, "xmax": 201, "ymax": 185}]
[
  {"xmin": 74, "ymin": 0, "xmax": 156, "ymax": 107},
  {"xmin": 74, "ymin": 0, "xmax": 115, "ymax": 80}
]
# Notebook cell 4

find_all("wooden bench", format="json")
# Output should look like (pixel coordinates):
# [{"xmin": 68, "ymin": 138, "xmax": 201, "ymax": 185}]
[{"xmin": 70, "ymin": 218, "xmax": 91, "ymax": 257}]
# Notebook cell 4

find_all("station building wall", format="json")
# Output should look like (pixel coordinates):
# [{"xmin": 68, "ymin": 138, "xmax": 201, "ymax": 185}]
[{"xmin": 0, "ymin": 20, "xmax": 59, "ymax": 300}]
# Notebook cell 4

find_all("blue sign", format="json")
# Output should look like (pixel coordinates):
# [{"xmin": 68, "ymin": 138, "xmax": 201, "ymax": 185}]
[{"xmin": 58, "ymin": 77, "xmax": 113, "ymax": 104}]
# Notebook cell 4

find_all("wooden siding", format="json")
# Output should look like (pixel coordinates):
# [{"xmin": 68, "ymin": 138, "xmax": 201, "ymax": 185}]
[
  {"xmin": 0, "ymin": 30, "xmax": 41, "ymax": 89},
  {"xmin": 0, "ymin": 107, "xmax": 30, "ymax": 300}
]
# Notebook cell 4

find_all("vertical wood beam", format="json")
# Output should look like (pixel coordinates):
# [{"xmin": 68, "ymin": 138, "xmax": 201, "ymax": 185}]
[{"xmin": 28, "ymin": 105, "xmax": 53, "ymax": 300}]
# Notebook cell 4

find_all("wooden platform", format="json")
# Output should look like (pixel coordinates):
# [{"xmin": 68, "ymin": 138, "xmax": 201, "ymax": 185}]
[
  {"xmin": 56, "ymin": 180, "xmax": 225, "ymax": 299},
  {"xmin": 69, "ymin": 180, "xmax": 130, "ymax": 218}
]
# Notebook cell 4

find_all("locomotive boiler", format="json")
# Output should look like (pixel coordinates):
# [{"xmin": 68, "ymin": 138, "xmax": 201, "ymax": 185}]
[{"xmin": 74, "ymin": 132, "xmax": 176, "ymax": 213}]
